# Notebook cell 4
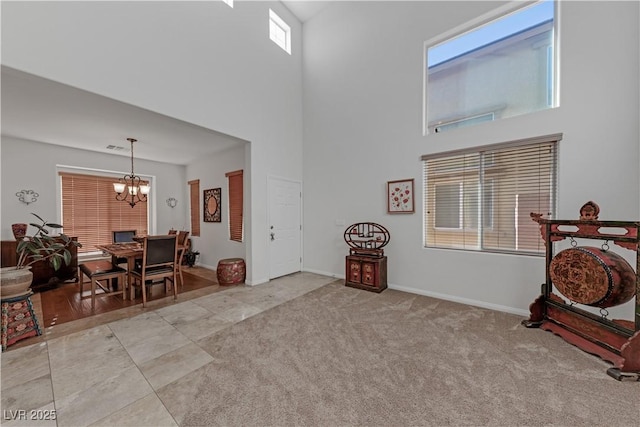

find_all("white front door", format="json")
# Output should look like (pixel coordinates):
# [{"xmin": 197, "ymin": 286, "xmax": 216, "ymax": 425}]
[{"xmin": 268, "ymin": 176, "xmax": 302, "ymax": 279}]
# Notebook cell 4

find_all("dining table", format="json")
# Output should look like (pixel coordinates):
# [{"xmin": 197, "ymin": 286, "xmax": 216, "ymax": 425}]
[{"xmin": 96, "ymin": 242, "xmax": 144, "ymax": 295}]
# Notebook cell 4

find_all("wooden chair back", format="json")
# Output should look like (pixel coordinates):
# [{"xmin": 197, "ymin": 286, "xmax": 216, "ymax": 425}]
[
  {"xmin": 112, "ymin": 230, "xmax": 136, "ymax": 243},
  {"xmin": 177, "ymin": 231, "xmax": 190, "ymax": 247},
  {"xmin": 142, "ymin": 235, "xmax": 178, "ymax": 269},
  {"xmin": 131, "ymin": 235, "xmax": 178, "ymax": 307}
]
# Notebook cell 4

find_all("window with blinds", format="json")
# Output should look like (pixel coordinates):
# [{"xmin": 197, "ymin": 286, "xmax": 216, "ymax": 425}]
[
  {"xmin": 60, "ymin": 172, "xmax": 148, "ymax": 254},
  {"xmin": 225, "ymin": 170, "xmax": 243, "ymax": 242},
  {"xmin": 422, "ymin": 134, "xmax": 560, "ymax": 254},
  {"xmin": 188, "ymin": 179, "xmax": 201, "ymax": 237}
]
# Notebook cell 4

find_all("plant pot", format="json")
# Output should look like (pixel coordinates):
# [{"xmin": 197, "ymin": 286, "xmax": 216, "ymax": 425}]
[
  {"xmin": 0, "ymin": 267, "xmax": 33, "ymax": 298},
  {"xmin": 11, "ymin": 223, "xmax": 28, "ymax": 240},
  {"xmin": 184, "ymin": 251, "xmax": 199, "ymax": 267}
]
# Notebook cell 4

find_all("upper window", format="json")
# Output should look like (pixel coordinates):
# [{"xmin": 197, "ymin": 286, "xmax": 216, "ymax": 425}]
[
  {"xmin": 423, "ymin": 134, "xmax": 561, "ymax": 255},
  {"xmin": 222, "ymin": 0, "xmax": 233, "ymax": 8},
  {"xmin": 269, "ymin": 9, "xmax": 291, "ymax": 54},
  {"xmin": 425, "ymin": 0, "xmax": 557, "ymax": 134}
]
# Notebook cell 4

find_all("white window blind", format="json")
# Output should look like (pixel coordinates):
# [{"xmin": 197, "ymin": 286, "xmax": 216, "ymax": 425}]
[
  {"xmin": 423, "ymin": 134, "xmax": 560, "ymax": 254},
  {"xmin": 60, "ymin": 172, "xmax": 148, "ymax": 253}
]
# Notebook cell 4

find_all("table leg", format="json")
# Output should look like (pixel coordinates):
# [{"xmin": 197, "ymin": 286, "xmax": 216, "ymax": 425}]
[{"xmin": 126, "ymin": 257, "xmax": 135, "ymax": 301}]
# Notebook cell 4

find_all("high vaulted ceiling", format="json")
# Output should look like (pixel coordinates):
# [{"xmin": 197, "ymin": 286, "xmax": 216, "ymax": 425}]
[
  {"xmin": 0, "ymin": 2, "xmax": 330, "ymax": 165},
  {"xmin": 282, "ymin": 1, "xmax": 330, "ymax": 22}
]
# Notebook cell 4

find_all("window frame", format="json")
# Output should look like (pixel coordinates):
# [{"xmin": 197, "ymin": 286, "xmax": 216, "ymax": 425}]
[
  {"xmin": 434, "ymin": 178, "xmax": 494, "ymax": 231},
  {"xmin": 58, "ymin": 169, "xmax": 151, "ymax": 255},
  {"xmin": 225, "ymin": 170, "xmax": 243, "ymax": 242},
  {"xmin": 269, "ymin": 8, "xmax": 292, "ymax": 55},
  {"xmin": 422, "ymin": 133, "xmax": 561, "ymax": 256},
  {"xmin": 188, "ymin": 179, "xmax": 201, "ymax": 237},
  {"xmin": 422, "ymin": 0, "xmax": 559, "ymax": 135}
]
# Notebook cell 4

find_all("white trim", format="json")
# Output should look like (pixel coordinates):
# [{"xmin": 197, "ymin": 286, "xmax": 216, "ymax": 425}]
[
  {"xmin": 302, "ymin": 268, "xmax": 529, "ymax": 317},
  {"xmin": 422, "ymin": 39, "xmax": 428, "ymax": 136},
  {"xmin": 246, "ymin": 276, "xmax": 269, "ymax": 286},
  {"xmin": 552, "ymin": 0, "xmax": 561, "ymax": 108},
  {"xmin": 303, "ymin": 267, "xmax": 342, "ymax": 280},
  {"xmin": 389, "ymin": 282, "xmax": 529, "ymax": 317}
]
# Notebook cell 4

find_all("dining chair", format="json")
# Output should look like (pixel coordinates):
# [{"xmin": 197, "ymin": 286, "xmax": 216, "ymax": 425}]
[
  {"xmin": 112, "ymin": 229, "xmax": 137, "ymax": 267},
  {"xmin": 79, "ymin": 260, "xmax": 127, "ymax": 310},
  {"xmin": 129, "ymin": 235, "xmax": 178, "ymax": 307},
  {"xmin": 176, "ymin": 231, "xmax": 190, "ymax": 286},
  {"xmin": 113, "ymin": 230, "xmax": 137, "ymax": 243}
]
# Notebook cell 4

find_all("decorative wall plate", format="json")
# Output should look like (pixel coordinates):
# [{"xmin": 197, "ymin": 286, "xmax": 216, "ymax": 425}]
[{"xmin": 204, "ymin": 188, "xmax": 221, "ymax": 222}]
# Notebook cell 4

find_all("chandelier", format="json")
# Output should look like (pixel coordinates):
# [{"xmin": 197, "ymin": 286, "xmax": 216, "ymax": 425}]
[{"xmin": 113, "ymin": 138, "xmax": 150, "ymax": 208}]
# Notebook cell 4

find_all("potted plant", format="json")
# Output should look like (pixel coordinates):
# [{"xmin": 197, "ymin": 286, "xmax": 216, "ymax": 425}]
[
  {"xmin": 1, "ymin": 213, "xmax": 82, "ymax": 298},
  {"xmin": 183, "ymin": 249, "xmax": 200, "ymax": 267}
]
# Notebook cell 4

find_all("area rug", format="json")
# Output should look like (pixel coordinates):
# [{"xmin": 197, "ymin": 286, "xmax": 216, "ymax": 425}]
[{"xmin": 182, "ymin": 281, "xmax": 639, "ymax": 426}]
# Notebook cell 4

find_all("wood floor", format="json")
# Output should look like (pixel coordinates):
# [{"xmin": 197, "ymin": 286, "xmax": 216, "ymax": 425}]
[{"xmin": 38, "ymin": 269, "xmax": 217, "ymax": 327}]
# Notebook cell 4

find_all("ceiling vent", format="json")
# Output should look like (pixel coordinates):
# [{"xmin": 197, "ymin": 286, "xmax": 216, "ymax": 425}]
[{"xmin": 106, "ymin": 145, "xmax": 129, "ymax": 152}]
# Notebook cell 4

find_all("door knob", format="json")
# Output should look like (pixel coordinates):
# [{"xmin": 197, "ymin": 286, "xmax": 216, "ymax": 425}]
[{"xmin": 270, "ymin": 232, "xmax": 275, "ymax": 241}]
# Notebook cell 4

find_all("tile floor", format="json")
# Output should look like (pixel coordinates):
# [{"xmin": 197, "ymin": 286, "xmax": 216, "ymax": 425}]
[{"xmin": 1, "ymin": 271, "xmax": 337, "ymax": 427}]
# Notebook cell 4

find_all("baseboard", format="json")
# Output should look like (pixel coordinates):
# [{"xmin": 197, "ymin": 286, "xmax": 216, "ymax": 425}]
[
  {"xmin": 195, "ymin": 262, "xmax": 216, "ymax": 271},
  {"xmin": 388, "ymin": 283, "xmax": 529, "ymax": 317},
  {"xmin": 303, "ymin": 268, "xmax": 344, "ymax": 280},
  {"xmin": 246, "ymin": 277, "xmax": 269, "ymax": 286},
  {"xmin": 302, "ymin": 268, "xmax": 527, "ymax": 317}
]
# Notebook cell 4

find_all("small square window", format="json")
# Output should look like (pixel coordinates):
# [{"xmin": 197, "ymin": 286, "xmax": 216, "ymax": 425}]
[
  {"xmin": 269, "ymin": 9, "xmax": 291, "ymax": 55},
  {"xmin": 222, "ymin": 0, "xmax": 233, "ymax": 8}
]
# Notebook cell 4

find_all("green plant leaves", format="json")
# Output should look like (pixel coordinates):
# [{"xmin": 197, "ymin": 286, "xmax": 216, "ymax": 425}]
[{"xmin": 15, "ymin": 213, "xmax": 82, "ymax": 270}]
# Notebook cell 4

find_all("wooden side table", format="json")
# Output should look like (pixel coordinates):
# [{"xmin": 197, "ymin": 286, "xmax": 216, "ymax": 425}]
[
  {"xmin": 345, "ymin": 255, "xmax": 387, "ymax": 293},
  {"xmin": 1, "ymin": 292, "xmax": 42, "ymax": 351}
]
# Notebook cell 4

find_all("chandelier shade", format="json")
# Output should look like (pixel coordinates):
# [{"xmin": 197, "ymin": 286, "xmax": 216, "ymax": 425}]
[{"xmin": 114, "ymin": 138, "xmax": 150, "ymax": 207}]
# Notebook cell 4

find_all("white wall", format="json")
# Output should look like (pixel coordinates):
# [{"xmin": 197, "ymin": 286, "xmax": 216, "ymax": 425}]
[
  {"xmin": 186, "ymin": 144, "xmax": 247, "ymax": 270},
  {"xmin": 302, "ymin": 1, "xmax": 640, "ymax": 315},
  {"xmin": 1, "ymin": 1, "xmax": 304, "ymax": 284},
  {"xmin": 0, "ymin": 137, "xmax": 186, "ymax": 240},
  {"xmin": 3, "ymin": 1, "xmax": 637, "ymax": 314}
]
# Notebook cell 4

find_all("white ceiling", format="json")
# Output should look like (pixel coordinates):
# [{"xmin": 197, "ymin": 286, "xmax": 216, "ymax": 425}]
[
  {"xmin": 282, "ymin": 1, "xmax": 331, "ymax": 22},
  {"xmin": 1, "ymin": 67, "xmax": 246, "ymax": 165},
  {"xmin": 0, "ymin": 2, "xmax": 329, "ymax": 166}
]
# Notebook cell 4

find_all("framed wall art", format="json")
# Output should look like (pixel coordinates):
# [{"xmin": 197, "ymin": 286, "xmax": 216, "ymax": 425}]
[
  {"xmin": 387, "ymin": 179, "xmax": 414, "ymax": 213},
  {"xmin": 204, "ymin": 188, "xmax": 221, "ymax": 222}
]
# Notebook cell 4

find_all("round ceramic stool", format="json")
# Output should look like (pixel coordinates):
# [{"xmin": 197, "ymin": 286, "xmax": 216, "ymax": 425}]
[{"xmin": 216, "ymin": 258, "xmax": 246, "ymax": 286}]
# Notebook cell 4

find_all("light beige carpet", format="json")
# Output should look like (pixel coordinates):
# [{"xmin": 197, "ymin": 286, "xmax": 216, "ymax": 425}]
[{"xmin": 174, "ymin": 281, "xmax": 638, "ymax": 426}]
